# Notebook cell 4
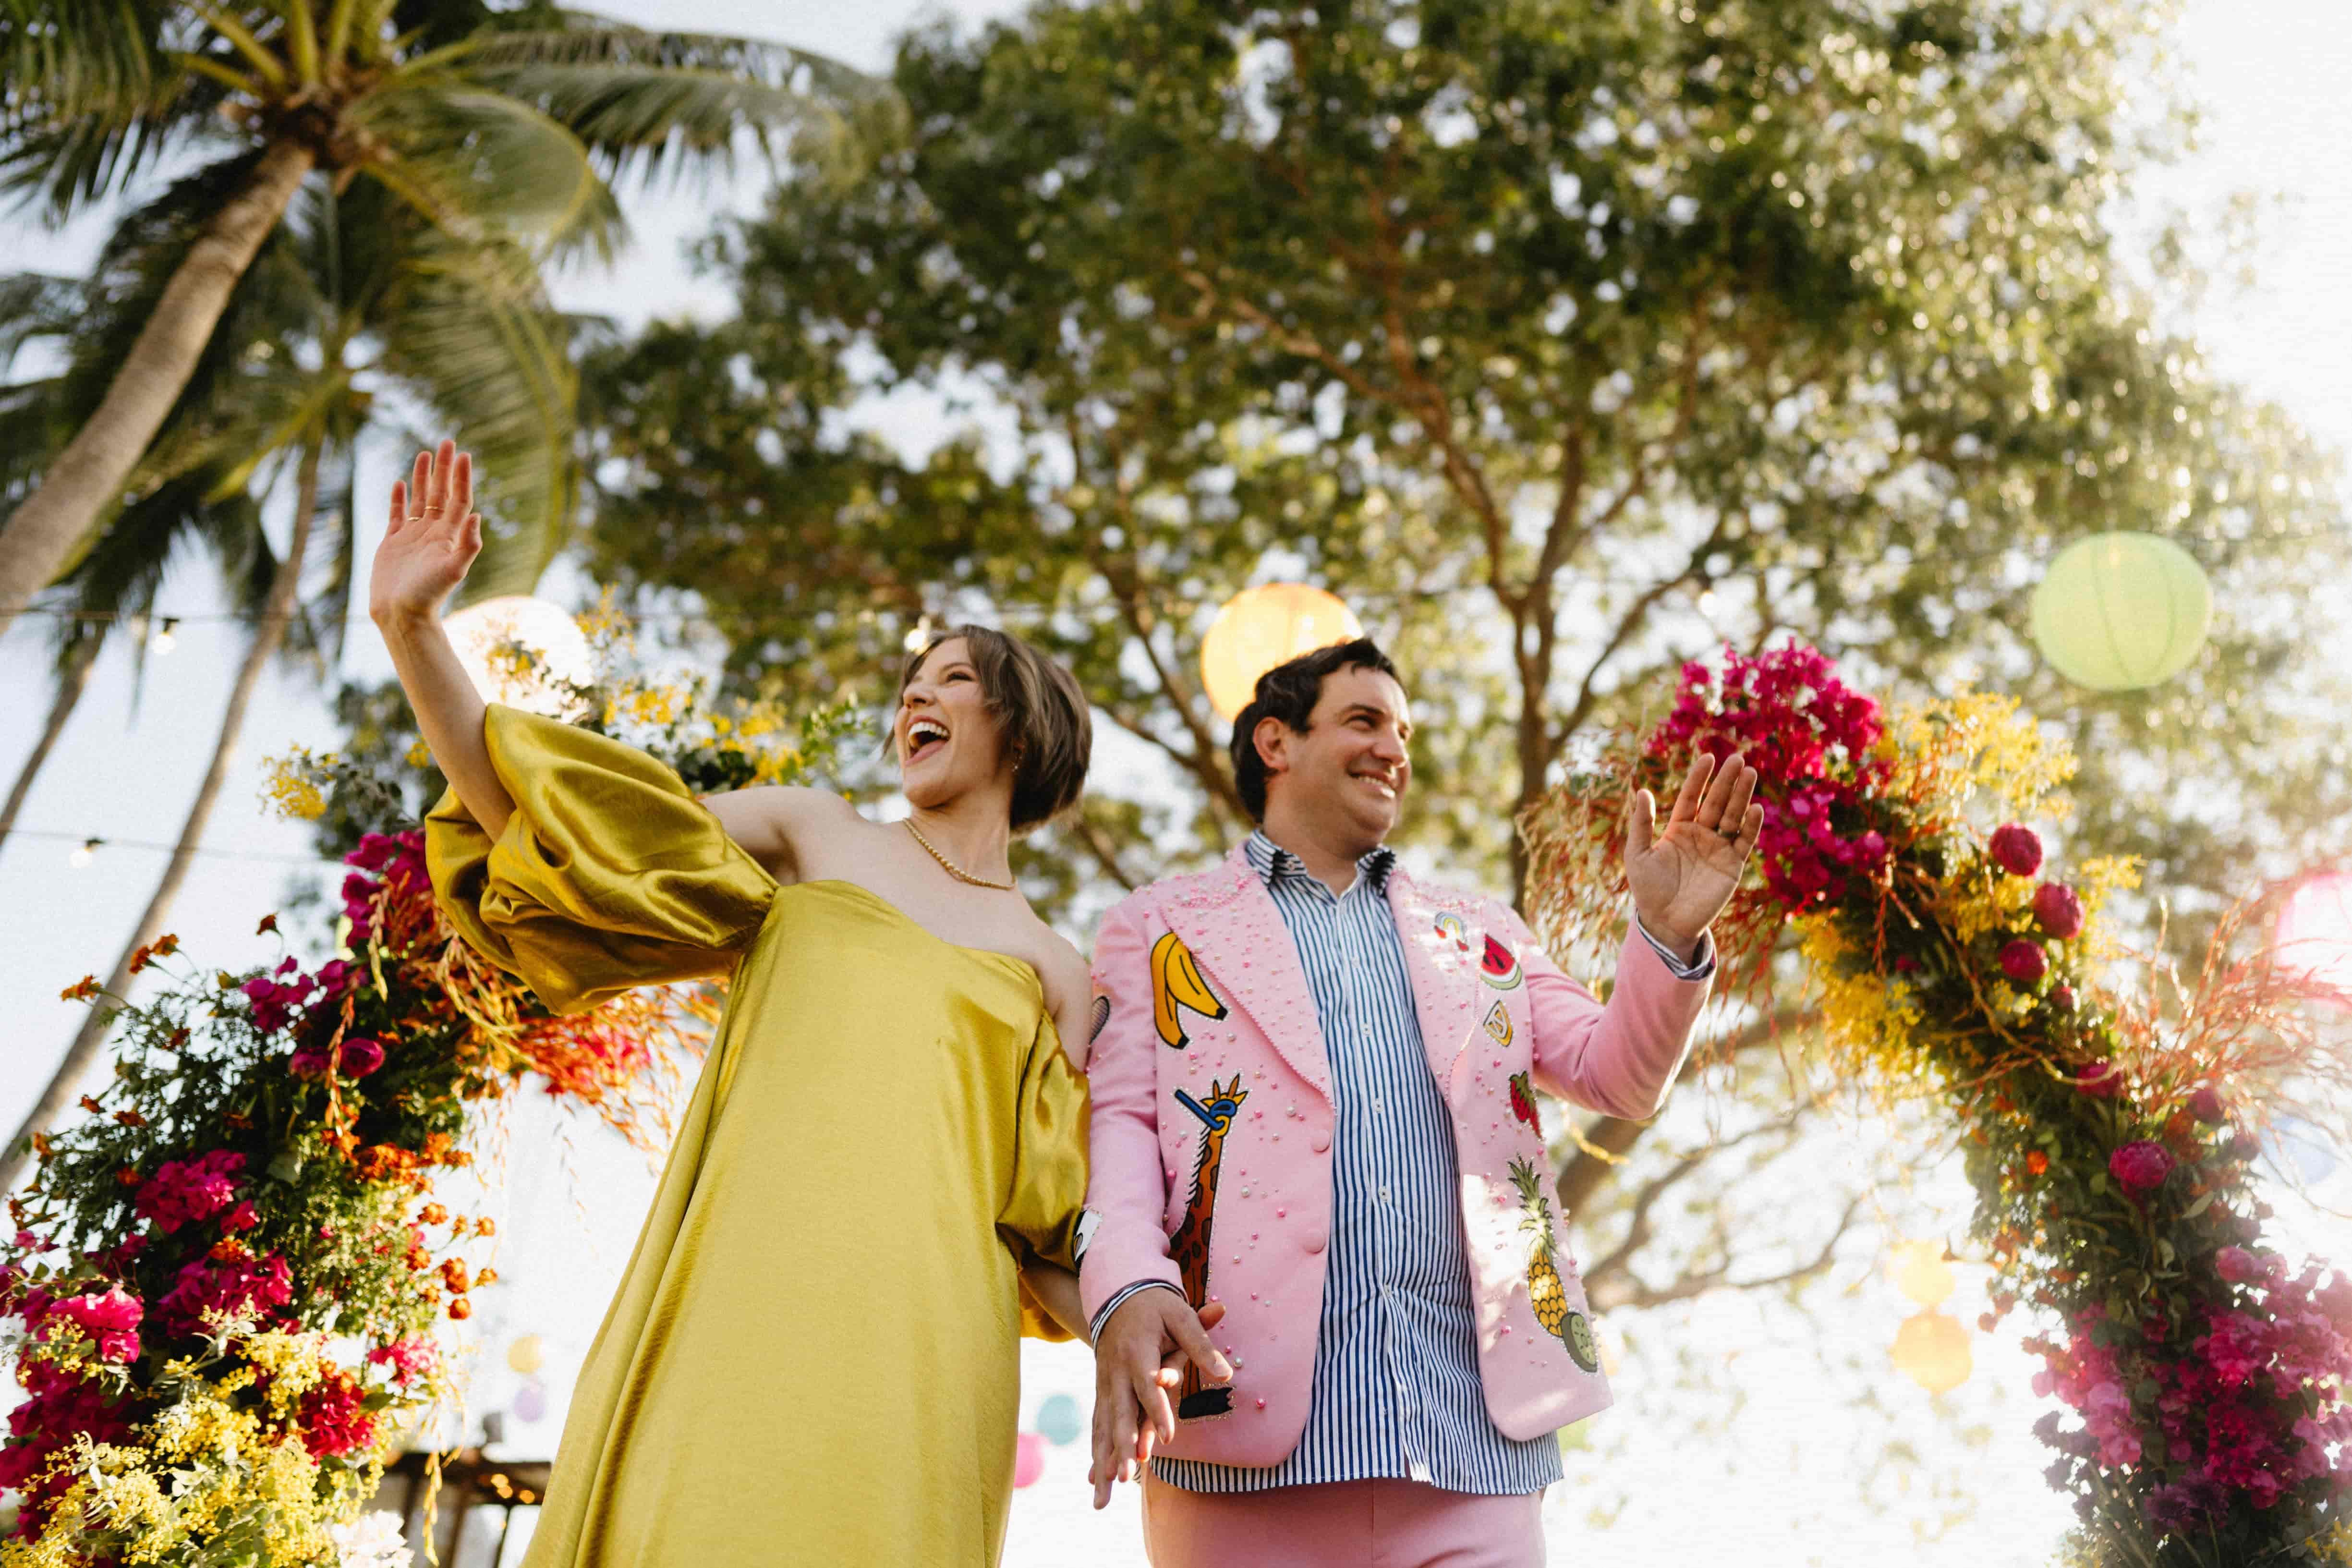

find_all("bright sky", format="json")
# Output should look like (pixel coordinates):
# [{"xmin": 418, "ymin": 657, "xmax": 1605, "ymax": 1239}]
[{"xmin": 2, "ymin": 3, "xmax": 2348, "ymax": 1563}]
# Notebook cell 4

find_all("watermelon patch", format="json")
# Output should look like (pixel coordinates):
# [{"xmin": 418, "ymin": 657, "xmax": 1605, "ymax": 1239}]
[{"xmin": 1479, "ymin": 934, "xmax": 1524, "ymax": 990}]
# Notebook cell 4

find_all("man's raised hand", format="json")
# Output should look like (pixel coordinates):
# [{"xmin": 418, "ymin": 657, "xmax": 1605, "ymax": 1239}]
[
  {"xmin": 1089, "ymin": 1291, "xmax": 1228, "ymax": 1509},
  {"xmin": 1625, "ymin": 750, "xmax": 1763, "ymax": 958},
  {"xmin": 369, "ymin": 441, "xmax": 481, "ymax": 629}
]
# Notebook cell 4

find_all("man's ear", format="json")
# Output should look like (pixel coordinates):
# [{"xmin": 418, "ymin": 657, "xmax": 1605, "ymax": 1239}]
[{"xmin": 1251, "ymin": 714, "xmax": 1292, "ymax": 780}]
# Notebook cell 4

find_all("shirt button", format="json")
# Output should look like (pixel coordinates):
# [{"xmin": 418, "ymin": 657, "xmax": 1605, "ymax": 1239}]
[{"xmin": 1379, "ymin": 1184, "xmax": 1392, "ymax": 1203}]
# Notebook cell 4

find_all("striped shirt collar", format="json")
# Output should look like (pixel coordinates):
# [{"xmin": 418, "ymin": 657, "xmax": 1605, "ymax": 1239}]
[{"xmin": 1245, "ymin": 828, "xmax": 1397, "ymax": 894}]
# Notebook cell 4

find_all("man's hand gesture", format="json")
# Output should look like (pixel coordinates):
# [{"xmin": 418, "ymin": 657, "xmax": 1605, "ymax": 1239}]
[
  {"xmin": 1626, "ymin": 751, "xmax": 1762, "ymax": 959},
  {"xmin": 1089, "ymin": 1290, "xmax": 1228, "ymax": 1509}
]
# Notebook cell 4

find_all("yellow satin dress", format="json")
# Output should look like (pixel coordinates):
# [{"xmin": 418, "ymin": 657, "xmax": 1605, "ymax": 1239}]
[{"xmin": 425, "ymin": 706, "xmax": 1088, "ymax": 1568}]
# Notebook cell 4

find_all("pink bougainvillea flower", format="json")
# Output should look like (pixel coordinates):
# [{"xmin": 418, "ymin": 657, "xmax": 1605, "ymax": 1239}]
[
  {"xmin": 2034, "ymin": 882, "xmax": 2084, "ymax": 939},
  {"xmin": 1989, "ymin": 823, "xmax": 2044, "ymax": 877},
  {"xmin": 339, "ymin": 1036, "xmax": 387, "ymax": 1077},
  {"xmin": 218, "ymin": 1201, "xmax": 258, "ymax": 1235},
  {"xmin": 133, "ymin": 1150, "xmax": 245, "ymax": 1235},
  {"xmin": 2214, "ymin": 1246, "xmax": 2264, "ymax": 1284},
  {"xmin": 297, "ymin": 1372, "xmax": 379, "ymax": 1458},
  {"xmin": 2110, "ymin": 1140, "xmax": 2175, "ymax": 1192},
  {"xmin": 157, "ymin": 1251, "xmax": 293, "ymax": 1336},
  {"xmin": 367, "ymin": 1333, "xmax": 439, "ymax": 1386},
  {"xmin": 2000, "ymin": 939, "xmax": 2049, "ymax": 984},
  {"xmin": 45, "ymin": 1288, "xmax": 144, "ymax": 1361}
]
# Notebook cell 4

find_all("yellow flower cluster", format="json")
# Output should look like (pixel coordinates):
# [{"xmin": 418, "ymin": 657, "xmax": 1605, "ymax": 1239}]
[
  {"xmin": 259, "ymin": 748, "xmax": 330, "ymax": 822},
  {"xmin": 1, "ymin": 1339, "xmax": 394, "ymax": 1568},
  {"xmin": 1883, "ymin": 692, "xmax": 2076, "ymax": 828},
  {"xmin": 1798, "ymin": 915, "xmax": 1928, "ymax": 1095}
]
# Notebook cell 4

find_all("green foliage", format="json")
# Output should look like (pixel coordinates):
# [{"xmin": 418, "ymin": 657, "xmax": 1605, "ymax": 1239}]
[{"xmin": 578, "ymin": 0, "xmax": 2349, "ymax": 938}]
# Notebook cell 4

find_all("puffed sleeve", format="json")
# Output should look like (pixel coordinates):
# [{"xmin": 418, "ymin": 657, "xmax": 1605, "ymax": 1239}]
[
  {"xmin": 997, "ymin": 1013, "xmax": 1091, "ymax": 1342},
  {"xmin": 424, "ymin": 705, "xmax": 777, "ymax": 1015}
]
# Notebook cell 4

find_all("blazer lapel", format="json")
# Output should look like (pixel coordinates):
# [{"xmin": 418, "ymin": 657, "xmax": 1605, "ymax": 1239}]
[
  {"xmin": 1386, "ymin": 869, "xmax": 1484, "ymax": 1101},
  {"xmin": 1161, "ymin": 845, "xmax": 1332, "ymax": 1104}
]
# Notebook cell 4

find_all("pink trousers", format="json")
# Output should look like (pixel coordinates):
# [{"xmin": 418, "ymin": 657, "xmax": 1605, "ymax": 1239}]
[{"xmin": 1140, "ymin": 1476, "xmax": 1547, "ymax": 1568}]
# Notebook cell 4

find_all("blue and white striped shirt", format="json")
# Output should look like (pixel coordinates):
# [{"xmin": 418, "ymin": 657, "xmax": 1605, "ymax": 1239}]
[{"xmin": 1152, "ymin": 831, "xmax": 1564, "ymax": 1496}]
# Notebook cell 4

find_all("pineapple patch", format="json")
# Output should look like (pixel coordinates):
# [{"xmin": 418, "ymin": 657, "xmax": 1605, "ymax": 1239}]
[{"xmin": 1508, "ymin": 1155, "xmax": 1600, "ymax": 1373}]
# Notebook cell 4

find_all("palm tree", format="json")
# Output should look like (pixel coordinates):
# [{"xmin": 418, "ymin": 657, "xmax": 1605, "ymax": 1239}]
[
  {"xmin": 0, "ymin": 168, "xmax": 595, "ymax": 1193},
  {"xmin": 0, "ymin": 0, "xmax": 897, "ymax": 625}
]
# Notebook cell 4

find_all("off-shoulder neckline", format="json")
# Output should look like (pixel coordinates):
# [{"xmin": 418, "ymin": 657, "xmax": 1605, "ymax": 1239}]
[{"xmin": 786, "ymin": 878, "xmax": 1046, "ymax": 997}]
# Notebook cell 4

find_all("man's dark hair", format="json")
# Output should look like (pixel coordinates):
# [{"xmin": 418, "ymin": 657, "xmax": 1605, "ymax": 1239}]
[{"xmin": 1227, "ymin": 638, "xmax": 1404, "ymax": 823}]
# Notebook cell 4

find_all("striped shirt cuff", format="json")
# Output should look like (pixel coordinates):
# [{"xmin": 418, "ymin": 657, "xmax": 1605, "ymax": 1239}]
[
  {"xmin": 1634, "ymin": 919, "xmax": 1715, "ymax": 981},
  {"xmin": 1090, "ymin": 1279, "xmax": 1187, "ymax": 1344}
]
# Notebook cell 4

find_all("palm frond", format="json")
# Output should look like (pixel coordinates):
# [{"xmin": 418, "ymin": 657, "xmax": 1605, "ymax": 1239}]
[
  {"xmin": 373, "ymin": 236, "xmax": 579, "ymax": 601},
  {"xmin": 0, "ymin": 273, "xmax": 81, "ymax": 365},
  {"xmin": 461, "ymin": 20, "xmax": 906, "ymax": 190},
  {"xmin": 350, "ymin": 84, "xmax": 601, "ymax": 241},
  {"xmin": 0, "ymin": 0, "xmax": 172, "ymax": 123}
]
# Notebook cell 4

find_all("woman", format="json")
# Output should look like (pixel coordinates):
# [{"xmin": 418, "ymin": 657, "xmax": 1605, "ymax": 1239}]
[{"xmin": 372, "ymin": 442, "xmax": 1095, "ymax": 1566}]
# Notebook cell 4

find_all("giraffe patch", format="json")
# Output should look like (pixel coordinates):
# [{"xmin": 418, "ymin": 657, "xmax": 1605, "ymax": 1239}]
[{"xmin": 1167, "ymin": 1076, "xmax": 1248, "ymax": 1420}]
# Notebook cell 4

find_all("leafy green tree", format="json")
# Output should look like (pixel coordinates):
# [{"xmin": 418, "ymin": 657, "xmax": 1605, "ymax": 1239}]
[{"xmin": 0, "ymin": 0, "xmax": 899, "ymax": 624}]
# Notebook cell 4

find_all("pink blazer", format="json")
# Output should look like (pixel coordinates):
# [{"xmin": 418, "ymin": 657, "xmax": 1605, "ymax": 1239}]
[{"xmin": 1079, "ymin": 843, "xmax": 1710, "ymax": 1467}]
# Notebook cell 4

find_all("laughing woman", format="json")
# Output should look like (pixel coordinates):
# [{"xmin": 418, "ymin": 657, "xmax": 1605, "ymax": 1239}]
[{"xmin": 371, "ymin": 443, "xmax": 1096, "ymax": 1566}]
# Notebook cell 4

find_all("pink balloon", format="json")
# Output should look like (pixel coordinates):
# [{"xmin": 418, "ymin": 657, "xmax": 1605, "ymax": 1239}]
[
  {"xmin": 2277, "ymin": 873, "xmax": 2352, "ymax": 995},
  {"xmin": 1012, "ymin": 1431, "xmax": 1048, "ymax": 1490},
  {"xmin": 513, "ymin": 1381, "xmax": 547, "ymax": 1423}
]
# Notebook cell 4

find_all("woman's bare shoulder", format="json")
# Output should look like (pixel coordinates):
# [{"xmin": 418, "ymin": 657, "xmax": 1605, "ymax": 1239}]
[{"xmin": 698, "ymin": 786, "xmax": 866, "ymax": 880}]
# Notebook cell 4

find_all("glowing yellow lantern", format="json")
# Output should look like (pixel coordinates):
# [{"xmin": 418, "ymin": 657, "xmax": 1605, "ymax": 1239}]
[
  {"xmin": 2029, "ymin": 532, "xmax": 2211, "ymax": 692},
  {"xmin": 1200, "ymin": 584, "xmax": 1364, "ymax": 720},
  {"xmin": 441, "ymin": 596, "xmax": 595, "ymax": 718},
  {"xmin": 1890, "ymin": 1240, "xmax": 1956, "ymax": 1307},
  {"xmin": 505, "ymin": 1334, "xmax": 546, "ymax": 1376},
  {"xmin": 1890, "ymin": 1309, "xmax": 1973, "ymax": 1393}
]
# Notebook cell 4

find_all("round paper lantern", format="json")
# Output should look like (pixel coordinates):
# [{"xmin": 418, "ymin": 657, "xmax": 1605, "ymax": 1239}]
[
  {"xmin": 513, "ymin": 1380, "xmax": 547, "ymax": 1423},
  {"xmin": 1012, "ymin": 1431, "xmax": 1048, "ymax": 1489},
  {"xmin": 1199, "ymin": 584, "xmax": 1364, "ymax": 721},
  {"xmin": 2029, "ymin": 533, "xmax": 2211, "ymax": 692},
  {"xmin": 1889, "ymin": 1240, "xmax": 1956, "ymax": 1307},
  {"xmin": 442, "ymin": 596, "xmax": 595, "ymax": 718},
  {"xmin": 2275, "ymin": 872, "xmax": 2352, "ymax": 996},
  {"xmin": 504, "ymin": 1334, "xmax": 546, "ymax": 1376},
  {"xmin": 1889, "ymin": 1309, "xmax": 1973, "ymax": 1394},
  {"xmin": 1036, "ymin": 1392, "xmax": 1082, "ymax": 1447}
]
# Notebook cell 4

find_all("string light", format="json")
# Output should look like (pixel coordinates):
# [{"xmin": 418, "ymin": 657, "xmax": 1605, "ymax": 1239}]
[
  {"xmin": 151, "ymin": 616, "xmax": 179, "ymax": 655},
  {"xmin": 5, "ymin": 827, "xmax": 344, "ymax": 870},
  {"xmin": 68, "ymin": 837, "xmax": 99, "ymax": 869}
]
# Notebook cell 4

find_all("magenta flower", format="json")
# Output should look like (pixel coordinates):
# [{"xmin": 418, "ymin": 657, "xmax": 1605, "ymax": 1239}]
[
  {"xmin": 157, "ymin": 1252, "xmax": 292, "ymax": 1336},
  {"xmin": 338, "ymin": 1036, "xmax": 386, "ymax": 1077},
  {"xmin": 218, "ymin": 1201, "xmax": 258, "ymax": 1235},
  {"xmin": 2110, "ymin": 1140, "xmax": 2175, "ymax": 1192},
  {"xmin": 2051, "ymin": 985, "xmax": 2077, "ymax": 1012},
  {"xmin": 2076, "ymin": 1059, "xmax": 2126, "ymax": 1097},
  {"xmin": 2000, "ymin": 939, "xmax": 2049, "ymax": 984},
  {"xmin": 2187, "ymin": 1085, "xmax": 2227, "ymax": 1125},
  {"xmin": 289, "ymin": 1046, "xmax": 333, "ymax": 1079},
  {"xmin": 133, "ymin": 1151, "xmax": 245, "ymax": 1235},
  {"xmin": 1989, "ymin": 823, "xmax": 2044, "ymax": 877},
  {"xmin": 2034, "ymin": 882, "xmax": 2084, "ymax": 939},
  {"xmin": 367, "ymin": 1333, "xmax": 439, "ymax": 1386},
  {"xmin": 46, "ymin": 1288, "xmax": 144, "ymax": 1361}
]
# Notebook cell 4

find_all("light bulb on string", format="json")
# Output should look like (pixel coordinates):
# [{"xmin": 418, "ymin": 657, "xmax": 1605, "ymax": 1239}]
[
  {"xmin": 68, "ymin": 837, "xmax": 100, "ymax": 869},
  {"xmin": 902, "ymin": 615, "xmax": 935, "ymax": 655},
  {"xmin": 151, "ymin": 617, "xmax": 178, "ymax": 655}
]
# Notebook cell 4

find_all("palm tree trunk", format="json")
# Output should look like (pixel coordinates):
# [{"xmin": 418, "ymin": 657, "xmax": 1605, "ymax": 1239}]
[
  {"xmin": 2, "ymin": 440, "xmax": 324, "ymax": 1194},
  {"xmin": 0, "ymin": 139, "xmax": 315, "ymax": 632},
  {"xmin": 0, "ymin": 632, "xmax": 102, "ymax": 861}
]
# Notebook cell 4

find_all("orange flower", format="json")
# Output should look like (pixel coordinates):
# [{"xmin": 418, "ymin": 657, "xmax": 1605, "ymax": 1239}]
[
  {"xmin": 448, "ymin": 1297, "xmax": 473, "ymax": 1320},
  {"xmin": 440, "ymin": 1259, "xmax": 470, "ymax": 1294},
  {"xmin": 255, "ymin": 913, "xmax": 278, "ymax": 935},
  {"xmin": 2026, "ymin": 1151, "xmax": 2049, "ymax": 1176},
  {"xmin": 112, "ymin": 1110, "xmax": 147, "ymax": 1128},
  {"xmin": 29, "ymin": 1133, "xmax": 52, "ymax": 1160},
  {"xmin": 150, "ymin": 934, "xmax": 179, "ymax": 958},
  {"xmin": 475, "ymin": 1267, "xmax": 498, "ymax": 1288},
  {"xmin": 79, "ymin": 1095, "xmax": 102, "ymax": 1113},
  {"xmin": 419, "ymin": 1203, "xmax": 449, "ymax": 1227},
  {"xmin": 209, "ymin": 1237, "xmax": 250, "ymax": 1262},
  {"xmin": 474, "ymin": 1217, "xmax": 497, "ymax": 1238},
  {"xmin": 115, "ymin": 1167, "xmax": 142, "ymax": 1188},
  {"xmin": 60, "ymin": 976, "xmax": 100, "ymax": 1002}
]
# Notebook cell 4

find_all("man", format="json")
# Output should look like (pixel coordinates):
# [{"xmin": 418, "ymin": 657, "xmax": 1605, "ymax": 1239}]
[{"xmin": 1078, "ymin": 639, "xmax": 1759, "ymax": 1566}]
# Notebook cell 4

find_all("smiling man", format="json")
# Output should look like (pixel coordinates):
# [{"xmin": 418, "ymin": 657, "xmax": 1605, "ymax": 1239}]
[{"xmin": 1077, "ymin": 639, "xmax": 1760, "ymax": 1566}]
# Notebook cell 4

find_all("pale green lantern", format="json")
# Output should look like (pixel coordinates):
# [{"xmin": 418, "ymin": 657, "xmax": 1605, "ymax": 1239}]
[{"xmin": 2030, "ymin": 532, "xmax": 2212, "ymax": 692}]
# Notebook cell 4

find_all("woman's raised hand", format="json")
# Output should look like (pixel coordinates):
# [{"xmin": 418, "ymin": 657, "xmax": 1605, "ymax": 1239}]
[{"xmin": 369, "ymin": 441, "xmax": 481, "ymax": 627}]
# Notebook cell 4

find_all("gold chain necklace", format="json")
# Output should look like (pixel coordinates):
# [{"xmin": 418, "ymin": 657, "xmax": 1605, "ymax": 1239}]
[{"xmin": 902, "ymin": 818, "xmax": 1016, "ymax": 891}]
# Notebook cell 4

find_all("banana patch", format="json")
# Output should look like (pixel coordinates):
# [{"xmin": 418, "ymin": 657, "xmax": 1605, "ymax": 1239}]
[{"xmin": 1152, "ymin": 931, "xmax": 1228, "ymax": 1050}]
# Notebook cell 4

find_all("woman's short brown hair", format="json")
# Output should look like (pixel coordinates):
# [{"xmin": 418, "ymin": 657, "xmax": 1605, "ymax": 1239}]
[{"xmin": 895, "ymin": 625, "xmax": 1092, "ymax": 835}]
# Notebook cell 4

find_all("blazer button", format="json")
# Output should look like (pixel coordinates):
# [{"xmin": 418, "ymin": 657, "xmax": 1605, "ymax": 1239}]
[
  {"xmin": 1311, "ymin": 1134, "xmax": 1331, "ymax": 1154},
  {"xmin": 1304, "ymin": 1229, "xmax": 1327, "ymax": 1255}
]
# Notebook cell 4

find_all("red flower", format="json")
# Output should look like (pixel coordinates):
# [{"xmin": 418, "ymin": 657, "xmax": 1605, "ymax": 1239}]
[
  {"xmin": 2026, "ymin": 1151, "xmax": 2050, "ymax": 1176},
  {"xmin": 2075, "ymin": 1060, "xmax": 2126, "ymax": 1098},
  {"xmin": 2110, "ymin": 1141, "xmax": 2175, "ymax": 1193},
  {"xmin": 289, "ymin": 1046, "xmax": 333, "ymax": 1079},
  {"xmin": 2033, "ymin": 883, "xmax": 2083, "ymax": 939},
  {"xmin": 134, "ymin": 1151, "xmax": 245, "ymax": 1235},
  {"xmin": 338, "ymin": 1036, "xmax": 386, "ymax": 1077},
  {"xmin": 2187, "ymin": 1086, "xmax": 2227, "ymax": 1125},
  {"xmin": 218, "ymin": 1201, "xmax": 259, "ymax": 1235},
  {"xmin": 296, "ymin": 1372, "xmax": 378, "ymax": 1458},
  {"xmin": 1999, "ymin": 939, "xmax": 2048, "ymax": 984},
  {"xmin": 1989, "ymin": 824, "xmax": 2044, "ymax": 877}
]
